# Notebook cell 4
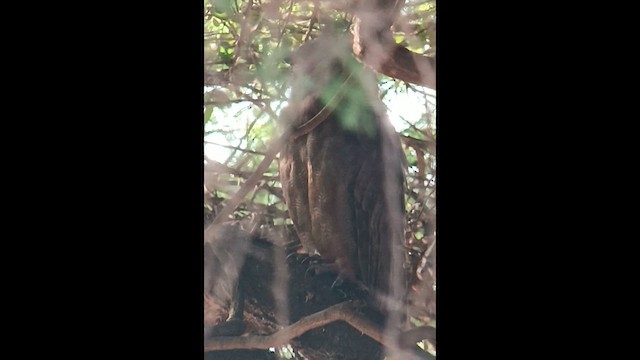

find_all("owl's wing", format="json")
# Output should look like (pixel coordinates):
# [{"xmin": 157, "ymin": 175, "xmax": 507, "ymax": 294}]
[
  {"xmin": 352, "ymin": 129, "xmax": 407, "ymax": 307},
  {"xmin": 305, "ymin": 125, "xmax": 360, "ymax": 280},
  {"xmin": 279, "ymin": 137, "xmax": 318, "ymax": 255}
]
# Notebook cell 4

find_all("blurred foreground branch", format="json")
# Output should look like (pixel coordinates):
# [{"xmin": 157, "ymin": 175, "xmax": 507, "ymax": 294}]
[{"xmin": 206, "ymin": 300, "xmax": 435, "ymax": 359}]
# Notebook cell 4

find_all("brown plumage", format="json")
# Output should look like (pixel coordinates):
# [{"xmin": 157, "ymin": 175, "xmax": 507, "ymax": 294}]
[{"xmin": 278, "ymin": 34, "xmax": 407, "ymax": 311}]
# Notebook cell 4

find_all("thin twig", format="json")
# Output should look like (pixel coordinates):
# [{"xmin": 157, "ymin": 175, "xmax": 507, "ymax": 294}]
[
  {"xmin": 303, "ymin": 0, "xmax": 319, "ymax": 42},
  {"xmin": 386, "ymin": 105, "xmax": 429, "ymax": 137},
  {"xmin": 401, "ymin": 134, "xmax": 436, "ymax": 155},
  {"xmin": 423, "ymin": 238, "xmax": 436, "ymax": 260},
  {"xmin": 204, "ymin": 158, "xmax": 278, "ymax": 180},
  {"xmin": 220, "ymin": 18, "xmax": 239, "ymax": 39},
  {"xmin": 276, "ymin": 0, "xmax": 295, "ymax": 48},
  {"xmin": 203, "ymin": 97, "xmax": 269, "ymax": 106},
  {"xmin": 247, "ymin": 98, "xmax": 279, "ymax": 121},
  {"xmin": 205, "ymin": 141, "xmax": 266, "ymax": 156},
  {"xmin": 223, "ymin": 115, "xmax": 260, "ymax": 164}
]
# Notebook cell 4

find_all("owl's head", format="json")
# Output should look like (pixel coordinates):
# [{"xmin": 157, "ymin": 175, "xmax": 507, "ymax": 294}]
[{"xmin": 280, "ymin": 32, "xmax": 381, "ymax": 132}]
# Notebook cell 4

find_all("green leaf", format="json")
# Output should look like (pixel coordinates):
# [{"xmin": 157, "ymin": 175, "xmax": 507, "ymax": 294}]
[
  {"xmin": 204, "ymin": 105, "xmax": 214, "ymax": 122},
  {"xmin": 212, "ymin": 0, "xmax": 234, "ymax": 17}
]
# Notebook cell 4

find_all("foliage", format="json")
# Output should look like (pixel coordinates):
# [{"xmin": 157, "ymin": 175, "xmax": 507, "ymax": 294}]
[{"xmin": 204, "ymin": 0, "xmax": 436, "ymax": 357}]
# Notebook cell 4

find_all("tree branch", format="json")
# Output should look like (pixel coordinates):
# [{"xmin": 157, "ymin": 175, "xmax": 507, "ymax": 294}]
[
  {"xmin": 380, "ymin": 44, "xmax": 435, "ymax": 89},
  {"xmin": 205, "ymin": 301, "xmax": 360, "ymax": 351},
  {"xmin": 353, "ymin": 32, "xmax": 435, "ymax": 89},
  {"xmin": 205, "ymin": 300, "xmax": 435, "ymax": 360},
  {"xmin": 351, "ymin": 0, "xmax": 435, "ymax": 89},
  {"xmin": 206, "ymin": 133, "xmax": 285, "ymax": 234}
]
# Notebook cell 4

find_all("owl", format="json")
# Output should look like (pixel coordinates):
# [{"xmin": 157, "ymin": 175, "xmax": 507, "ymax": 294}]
[{"xmin": 278, "ymin": 34, "xmax": 407, "ymax": 312}]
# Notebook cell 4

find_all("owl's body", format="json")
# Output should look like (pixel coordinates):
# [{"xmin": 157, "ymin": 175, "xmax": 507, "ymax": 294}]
[{"xmin": 279, "ymin": 35, "xmax": 407, "ymax": 311}]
